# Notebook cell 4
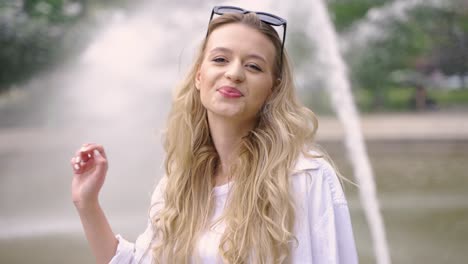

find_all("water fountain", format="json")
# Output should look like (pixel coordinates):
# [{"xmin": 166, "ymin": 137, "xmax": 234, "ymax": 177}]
[
  {"xmin": 280, "ymin": 0, "xmax": 393, "ymax": 263},
  {"xmin": 297, "ymin": 1, "xmax": 450, "ymax": 263}
]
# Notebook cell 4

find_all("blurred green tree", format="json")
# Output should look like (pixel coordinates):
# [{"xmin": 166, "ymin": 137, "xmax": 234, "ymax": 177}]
[
  {"xmin": 328, "ymin": 0, "xmax": 468, "ymax": 110},
  {"xmin": 328, "ymin": 0, "xmax": 390, "ymax": 31},
  {"xmin": 430, "ymin": 5, "xmax": 468, "ymax": 89},
  {"xmin": 0, "ymin": 0, "xmax": 133, "ymax": 92},
  {"xmin": 0, "ymin": 0, "xmax": 84, "ymax": 91},
  {"xmin": 350, "ymin": 8, "xmax": 433, "ymax": 109}
]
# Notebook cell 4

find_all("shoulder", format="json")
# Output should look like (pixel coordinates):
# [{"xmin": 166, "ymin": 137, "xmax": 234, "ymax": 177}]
[
  {"xmin": 290, "ymin": 150, "xmax": 347, "ymax": 206},
  {"xmin": 290, "ymin": 152, "xmax": 358, "ymax": 263},
  {"xmin": 151, "ymin": 175, "xmax": 168, "ymax": 203},
  {"xmin": 149, "ymin": 176, "xmax": 168, "ymax": 217}
]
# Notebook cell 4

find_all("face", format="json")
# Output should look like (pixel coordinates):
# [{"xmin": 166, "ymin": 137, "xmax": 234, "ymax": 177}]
[{"xmin": 195, "ymin": 23, "xmax": 276, "ymax": 128}]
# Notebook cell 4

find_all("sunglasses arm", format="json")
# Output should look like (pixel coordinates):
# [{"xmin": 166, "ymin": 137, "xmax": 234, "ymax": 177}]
[
  {"xmin": 206, "ymin": 10, "xmax": 215, "ymax": 38},
  {"xmin": 280, "ymin": 23, "xmax": 287, "ymax": 74}
]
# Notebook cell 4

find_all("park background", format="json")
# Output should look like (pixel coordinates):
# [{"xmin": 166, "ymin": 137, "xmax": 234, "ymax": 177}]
[{"xmin": 1, "ymin": 0, "xmax": 467, "ymax": 263}]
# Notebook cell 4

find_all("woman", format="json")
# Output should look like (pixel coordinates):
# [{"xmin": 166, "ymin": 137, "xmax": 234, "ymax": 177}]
[{"xmin": 70, "ymin": 6, "xmax": 358, "ymax": 264}]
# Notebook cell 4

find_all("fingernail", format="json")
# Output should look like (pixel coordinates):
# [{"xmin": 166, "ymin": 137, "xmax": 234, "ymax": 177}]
[
  {"xmin": 94, "ymin": 149, "xmax": 100, "ymax": 156},
  {"xmin": 75, "ymin": 156, "xmax": 81, "ymax": 163},
  {"xmin": 74, "ymin": 164, "xmax": 80, "ymax": 170},
  {"xmin": 87, "ymin": 153, "xmax": 92, "ymax": 158}
]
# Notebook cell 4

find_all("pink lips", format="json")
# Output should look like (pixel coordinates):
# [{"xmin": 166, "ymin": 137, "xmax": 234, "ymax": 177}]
[{"xmin": 217, "ymin": 86, "xmax": 243, "ymax": 98}]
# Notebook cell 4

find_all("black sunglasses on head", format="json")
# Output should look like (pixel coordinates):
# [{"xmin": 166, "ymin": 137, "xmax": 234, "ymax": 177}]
[{"xmin": 207, "ymin": 5, "xmax": 287, "ymax": 74}]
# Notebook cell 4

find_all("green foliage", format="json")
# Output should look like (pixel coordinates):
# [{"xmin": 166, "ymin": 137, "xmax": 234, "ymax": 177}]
[
  {"xmin": 353, "ymin": 88, "xmax": 373, "ymax": 112},
  {"xmin": 386, "ymin": 87, "xmax": 419, "ymax": 110},
  {"xmin": 327, "ymin": 0, "xmax": 468, "ymax": 111},
  {"xmin": 0, "ymin": 18, "xmax": 59, "ymax": 89},
  {"xmin": 23, "ymin": 0, "xmax": 69, "ymax": 22},
  {"xmin": 302, "ymin": 88, "xmax": 334, "ymax": 115},
  {"xmin": 430, "ymin": 7, "xmax": 468, "ymax": 79},
  {"xmin": 430, "ymin": 89, "xmax": 468, "ymax": 106},
  {"xmin": 355, "ymin": 86, "xmax": 468, "ymax": 112},
  {"xmin": 328, "ymin": 0, "xmax": 389, "ymax": 32},
  {"xmin": 0, "ymin": 0, "xmax": 85, "ymax": 90},
  {"xmin": 0, "ymin": 0, "xmax": 135, "ymax": 91},
  {"xmin": 363, "ymin": 10, "xmax": 434, "ymax": 95},
  {"xmin": 350, "ymin": 11, "xmax": 434, "ymax": 107}
]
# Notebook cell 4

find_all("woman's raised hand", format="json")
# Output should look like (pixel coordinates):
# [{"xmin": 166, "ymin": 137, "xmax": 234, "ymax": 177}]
[
  {"xmin": 70, "ymin": 143, "xmax": 108, "ymax": 208},
  {"xmin": 70, "ymin": 143, "xmax": 118, "ymax": 263}
]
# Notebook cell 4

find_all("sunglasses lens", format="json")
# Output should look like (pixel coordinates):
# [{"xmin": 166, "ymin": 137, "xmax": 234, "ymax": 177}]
[
  {"xmin": 216, "ymin": 6, "xmax": 244, "ymax": 15},
  {"xmin": 213, "ymin": 7, "xmax": 286, "ymax": 26},
  {"xmin": 257, "ymin": 14, "xmax": 283, "ymax": 26}
]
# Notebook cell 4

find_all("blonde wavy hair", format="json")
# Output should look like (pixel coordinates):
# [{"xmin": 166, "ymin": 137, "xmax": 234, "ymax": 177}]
[{"xmin": 151, "ymin": 12, "xmax": 319, "ymax": 263}]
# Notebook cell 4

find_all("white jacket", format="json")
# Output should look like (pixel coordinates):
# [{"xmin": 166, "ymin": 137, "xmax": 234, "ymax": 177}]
[{"xmin": 110, "ymin": 152, "xmax": 358, "ymax": 263}]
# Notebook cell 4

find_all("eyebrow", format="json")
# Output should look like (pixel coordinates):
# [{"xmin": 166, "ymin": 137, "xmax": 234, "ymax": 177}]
[{"xmin": 208, "ymin": 47, "xmax": 268, "ymax": 64}]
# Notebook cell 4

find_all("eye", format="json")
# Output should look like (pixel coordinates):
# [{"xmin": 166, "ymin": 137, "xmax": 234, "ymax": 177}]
[
  {"xmin": 246, "ymin": 63, "xmax": 263, "ymax": 72},
  {"xmin": 212, "ymin": 57, "xmax": 228, "ymax": 63}
]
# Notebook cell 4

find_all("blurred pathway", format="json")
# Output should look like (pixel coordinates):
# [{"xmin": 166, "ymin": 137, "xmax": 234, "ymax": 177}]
[
  {"xmin": 1, "ymin": 111, "xmax": 467, "ymax": 149},
  {"xmin": 316, "ymin": 111, "xmax": 468, "ymax": 141}
]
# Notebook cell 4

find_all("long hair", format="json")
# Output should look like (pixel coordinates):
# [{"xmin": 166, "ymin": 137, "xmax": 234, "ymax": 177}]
[{"xmin": 151, "ymin": 12, "xmax": 318, "ymax": 263}]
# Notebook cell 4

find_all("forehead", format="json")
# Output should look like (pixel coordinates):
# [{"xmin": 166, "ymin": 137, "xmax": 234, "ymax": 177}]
[{"xmin": 205, "ymin": 23, "xmax": 276, "ymax": 63}]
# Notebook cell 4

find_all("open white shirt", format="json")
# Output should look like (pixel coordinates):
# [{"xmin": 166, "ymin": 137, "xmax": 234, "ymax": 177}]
[{"xmin": 109, "ymin": 153, "xmax": 358, "ymax": 263}]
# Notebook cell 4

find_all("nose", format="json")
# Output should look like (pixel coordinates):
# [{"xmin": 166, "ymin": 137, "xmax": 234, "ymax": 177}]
[{"xmin": 224, "ymin": 60, "xmax": 245, "ymax": 83}]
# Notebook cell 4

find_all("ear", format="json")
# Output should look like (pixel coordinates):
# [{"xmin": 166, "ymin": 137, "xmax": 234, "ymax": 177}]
[
  {"xmin": 269, "ymin": 77, "xmax": 281, "ymax": 93},
  {"xmin": 195, "ymin": 70, "xmax": 201, "ymax": 91},
  {"xmin": 275, "ymin": 77, "xmax": 281, "ymax": 87}
]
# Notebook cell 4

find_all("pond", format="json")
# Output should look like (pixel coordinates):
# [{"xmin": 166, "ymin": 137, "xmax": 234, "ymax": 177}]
[
  {"xmin": 326, "ymin": 139, "xmax": 468, "ymax": 264},
  {"xmin": 1, "ymin": 138, "xmax": 466, "ymax": 263}
]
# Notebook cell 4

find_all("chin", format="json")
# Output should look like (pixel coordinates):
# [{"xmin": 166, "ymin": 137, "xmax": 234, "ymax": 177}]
[{"xmin": 208, "ymin": 107, "xmax": 243, "ymax": 118}]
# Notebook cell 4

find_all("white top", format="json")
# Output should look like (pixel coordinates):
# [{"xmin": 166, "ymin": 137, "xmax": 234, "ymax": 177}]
[{"xmin": 109, "ymin": 152, "xmax": 358, "ymax": 263}]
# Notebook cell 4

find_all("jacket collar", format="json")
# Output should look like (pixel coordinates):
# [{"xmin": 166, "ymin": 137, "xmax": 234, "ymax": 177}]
[{"xmin": 292, "ymin": 151, "xmax": 321, "ymax": 174}]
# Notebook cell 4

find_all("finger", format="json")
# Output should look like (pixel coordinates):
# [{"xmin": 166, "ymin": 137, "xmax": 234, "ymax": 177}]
[
  {"xmin": 71, "ymin": 143, "xmax": 108, "ymax": 174},
  {"xmin": 70, "ymin": 157, "xmax": 82, "ymax": 174},
  {"xmin": 80, "ymin": 144, "xmax": 107, "ymax": 159},
  {"xmin": 80, "ymin": 143, "xmax": 96, "ymax": 155},
  {"xmin": 75, "ymin": 149, "xmax": 108, "ymax": 175},
  {"xmin": 92, "ymin": 149, "xmax": 108, "ymax": 166},
  {"xmin": 74, "ymin": 145, "xmax": 96, "ymax": 162},
  {"xmin": 70, "ymin": 156, "xmax": 82, "ymax": 166},
  {"xmin": 73, "ymin": 150, "xmax": 90, "ymax": 164},
  {"xmin": 79, "ymin": 151, "xmax": 93, "ymax": 162},
  {"xmin": 92, "ymin": 145, "xmax": 107, "ymax": 159},
  {"xmin": 71, "ymin": 150, "xmax": 92, "ymax": 173}
]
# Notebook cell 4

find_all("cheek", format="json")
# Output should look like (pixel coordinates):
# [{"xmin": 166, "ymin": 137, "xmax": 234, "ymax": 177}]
[
  {"xmin": 198, "ymin": 68, "xmax": 215, "ymax": 90},
  {"xmin": 198, "ymin": 74, "xmax": 213, "ymax": 103},
  {"xmin": 259, "ymin": 81, "xmax": 274, "ymax": 100},
  {"xmin": 251, "ymin": 84, "xmax": 273, "ymax": 108},
  {"xmin": 196, "ymin": 69, "xmax": 204, "ymax": 91}
]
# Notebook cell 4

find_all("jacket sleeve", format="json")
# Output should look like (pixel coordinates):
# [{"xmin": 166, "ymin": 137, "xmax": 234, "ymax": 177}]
[
  {"xmin": 109, "ymin": 176, "xmax": 168, "ymax": 264},
  {"xmin": 309, "ymin": 160, "xmax": 359, "ymax": 264}
]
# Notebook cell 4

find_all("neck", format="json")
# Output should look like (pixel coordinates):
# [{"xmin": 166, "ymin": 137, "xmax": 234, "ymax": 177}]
[{"xmin": 208, "ymin": 113, "xmax": 255, "ymax": 185}]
